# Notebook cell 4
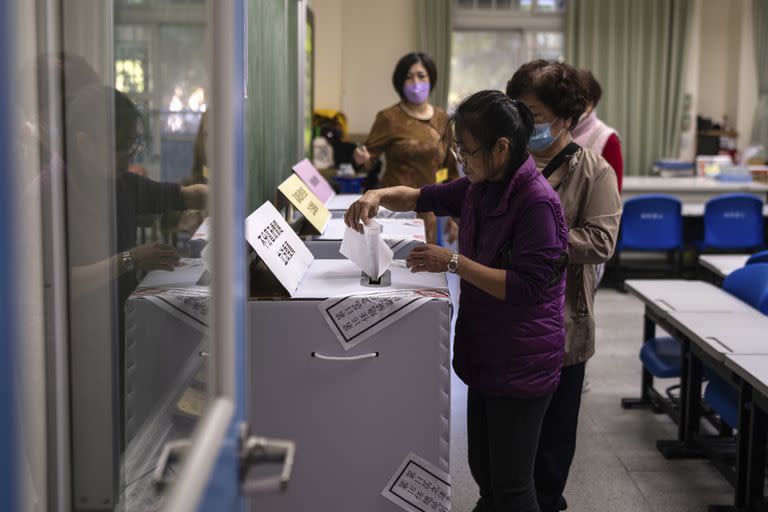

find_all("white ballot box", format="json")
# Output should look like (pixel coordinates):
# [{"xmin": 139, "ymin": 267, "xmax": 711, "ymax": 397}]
[
  {"xmin": 124, "ymin": 259, "xmax": 209, "ymax": 445},
  {"xmin": 189, "ymin": 217, "xmax": 209, "ymax": 257},
  {"xmin": 305, "ymin": 217, "xmax": 426, "ymax": 260},
  {"xmin": 246, "ymin": 202, "xmax": 451, "ymax": 512}
]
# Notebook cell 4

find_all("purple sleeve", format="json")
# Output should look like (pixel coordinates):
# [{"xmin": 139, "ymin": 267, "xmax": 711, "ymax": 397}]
[
  {"xmin": 415, "ymin": 177, "xmax": 470, "ymax": 218},
  {"xmin": 131, "ymin": 173, "xmax": 185, "ymax": 214},
  {"xmin": 505, "ymin": 201, "xmax": 567, "ymax": 305}
]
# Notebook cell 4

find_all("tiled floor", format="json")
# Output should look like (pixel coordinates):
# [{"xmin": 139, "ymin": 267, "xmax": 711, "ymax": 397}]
[{"xmin": 449, "ymin": 289, "xmax": 735, "ymax": 512}]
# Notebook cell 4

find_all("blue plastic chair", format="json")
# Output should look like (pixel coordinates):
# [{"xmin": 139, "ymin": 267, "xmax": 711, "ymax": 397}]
[
  {"xmin": 628, "ymin": 196, "xmax": 685, "ymax": 383},
  {"xmin": 746, "ymin": 249, "xmax": 768, "ymax": 265},
  {"xmin": 618, "ymin": 195, "xmax": 683, "ymax": 251},
  {"xmin": 704, "ymin": 264, "xmax": 768, "ymax": 428},
  {"xmin": 700, "ymin": 194, "xmax": 765, "ymax": 251}
]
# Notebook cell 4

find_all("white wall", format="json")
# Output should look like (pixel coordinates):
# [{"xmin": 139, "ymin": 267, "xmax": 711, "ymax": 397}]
[
  {"xmin": 693, "ymin": 0, "xmax": 758, "ymax": 154},
  {"xmin": 310, "ymin": 0, "xmax": 418, "ymax": 135}
]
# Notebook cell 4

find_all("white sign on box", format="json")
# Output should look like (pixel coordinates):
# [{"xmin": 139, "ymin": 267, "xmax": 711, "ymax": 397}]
[
  {"xmin": 245, "ymin": 201, "xmax": 314, "ymax": 296},
  {"xmin": 382, "ymin": 452, "xmax": 451, "ymax": 512},
  {"xmin": 318, "ymin": 288, "xmax": 448, "ymax": 351},
  {"xmin": 339, "ymin": 220, "xmax": 393, "ymax": 280}
]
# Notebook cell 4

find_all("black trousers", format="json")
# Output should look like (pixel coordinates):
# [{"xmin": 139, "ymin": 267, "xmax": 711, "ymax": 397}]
[
  {"xmin": 534, "ymin": 362, "xmax": 587, "ymax": 512},
  {"xmin": 467, "ymin": 388, "xmax": 552, "ymax": 512}
]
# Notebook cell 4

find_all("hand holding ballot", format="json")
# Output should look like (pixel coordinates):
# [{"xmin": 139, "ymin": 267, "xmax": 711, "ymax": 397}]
[{"xmin": 344, "ymin": 187, "xmax": 420, "ymax": 233}]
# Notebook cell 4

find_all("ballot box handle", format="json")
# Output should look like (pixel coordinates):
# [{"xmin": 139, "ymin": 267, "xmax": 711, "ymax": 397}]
[
  {"xmin": 239, "ymin": 423, "xmax": 296, "ymax": 494},
  {"xmin": 311, "ymin": 351, "xmax": 379, "ymax": 361}
]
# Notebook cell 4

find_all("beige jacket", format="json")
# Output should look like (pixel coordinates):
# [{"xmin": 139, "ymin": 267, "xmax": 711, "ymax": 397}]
[{"xmin": 535, "ymin": 145, "xmax": 623, "ymax": 366}]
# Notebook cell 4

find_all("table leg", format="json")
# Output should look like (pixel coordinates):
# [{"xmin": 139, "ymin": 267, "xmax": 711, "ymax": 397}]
[
  {"xmin": 658, "ymin": 339, "xmax": 704, "ymax": 458},
  {"xmin": 622, "ymin": 312, "xmax": 656, "ymax": 409}
]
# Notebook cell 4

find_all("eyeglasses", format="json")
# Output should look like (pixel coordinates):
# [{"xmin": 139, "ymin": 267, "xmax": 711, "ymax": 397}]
[
  {"xmin": 449, "ymin": 144, "xmax": 481, "ymax": 167},
  {"xmin": 116, "ymin": 135, "xmax": 146, "ymax": 158}
]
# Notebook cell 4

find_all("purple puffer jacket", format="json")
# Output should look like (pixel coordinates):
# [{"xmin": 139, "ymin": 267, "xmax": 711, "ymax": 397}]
[{"xmin": 416, "ymin": 156, "xmax": 568, "ymax": 397}]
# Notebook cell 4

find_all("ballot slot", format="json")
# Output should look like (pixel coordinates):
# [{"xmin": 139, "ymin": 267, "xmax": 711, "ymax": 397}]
[{"xmin": 360, "ymin": 269, "xmax": 391, "ymax": 287}]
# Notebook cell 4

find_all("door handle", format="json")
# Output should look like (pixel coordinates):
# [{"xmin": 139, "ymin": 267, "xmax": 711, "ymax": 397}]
[{"xmin": 239, "ymin": 423, "xmax": 296, "ymax": 495}]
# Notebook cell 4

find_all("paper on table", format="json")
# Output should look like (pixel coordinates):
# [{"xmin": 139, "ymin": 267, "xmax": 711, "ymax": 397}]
[{"xmin": 340, "ymin": 220, "xmax": 393, "ymax": 280}]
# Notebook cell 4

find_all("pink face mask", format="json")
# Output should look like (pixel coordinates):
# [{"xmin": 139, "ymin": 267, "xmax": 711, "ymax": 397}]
[{"xmin": 404, "ymin": 82, "xmax": 430, "ymax": 105}]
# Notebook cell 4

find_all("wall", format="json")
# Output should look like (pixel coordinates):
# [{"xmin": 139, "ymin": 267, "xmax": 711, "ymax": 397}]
[
  {"xmin": 693, "ymin": 0, "xmax": 758, "ymax": 154},
  {"xmin": 310, "ymin": 0, "xmax": 418, "ymax": 135}
]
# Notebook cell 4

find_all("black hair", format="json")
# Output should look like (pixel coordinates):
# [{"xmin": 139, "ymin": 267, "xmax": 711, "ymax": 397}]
[
  {"xmin": 505, "ymin": 59, "xmax": 588, "ymax": 131},
  {"xmin": 578, "ymin": 69, "xmax": 603, "ymax": 107},
  {"xmin": 392, "ymin": 52, "xmax": 437, "ymax": 100},
  {"xmin": 445, "ymin": 90, "xmax": 535, "ymax": 176}
]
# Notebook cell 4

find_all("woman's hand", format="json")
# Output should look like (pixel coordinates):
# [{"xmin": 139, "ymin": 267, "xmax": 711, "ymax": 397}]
[
  {"xmin": 344, "ymin": 190, "xmax": 382, "ymax": 232},
  {"xmin": 353, "ymin": 145, "xmax": 370, "ymax": 166},
  {"xmin": 406, "ymin": 244, "xmax": 453, "ymax": 273},
  {"xmin": 130, "ymin": 242, "xmax": 181, "ymax": 272}
]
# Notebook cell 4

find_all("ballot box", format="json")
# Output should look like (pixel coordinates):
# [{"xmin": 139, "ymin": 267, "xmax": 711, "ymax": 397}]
[
  {"xmin": 246, "ymin": 202, "xmax": 452, "ymax": 512},
  {"xmin": 124, "ymin": 259, "xmax": 209, "ymax": 445},
  {"xmin": 189, "ymin": 217, "xmax": 209, "ymax": 257},
  {"xmin": 304, "ymin": 217, "xmax": 426, "ymax": 259}
]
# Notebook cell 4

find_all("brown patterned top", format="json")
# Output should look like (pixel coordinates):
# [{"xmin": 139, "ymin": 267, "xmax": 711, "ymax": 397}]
[{"xmin": 364, "ymin": 103, "xmax": 458, "ymax": 189}]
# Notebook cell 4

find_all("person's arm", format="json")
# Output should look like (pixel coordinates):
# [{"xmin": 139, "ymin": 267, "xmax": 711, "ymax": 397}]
[
  {"xmin": 181, "ymin": 184, "xmax": 208, "ymax": 210},
  {"xmin": 406, "ymin": 202, "xmax": 567, "ymax": 303},
  {"xmin": 601, "ymin": 133, "xmax": 623, "ymax": 192},
  {"xmin": 568, "ymin": 164, "xmax": 622, "ymax": 264},
  {"xmin": 354, "ymin": 111, "xmax": 392, "ymax": 171}
]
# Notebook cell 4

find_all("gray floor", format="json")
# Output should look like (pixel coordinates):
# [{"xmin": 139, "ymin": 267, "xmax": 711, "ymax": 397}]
[{"xmin": 449, "ymin": 289, "xmax": 735, "ymax": 512}]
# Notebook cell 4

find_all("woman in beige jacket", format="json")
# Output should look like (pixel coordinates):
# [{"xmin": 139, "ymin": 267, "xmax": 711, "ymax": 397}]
[{"xmin": 507, "ymin": 60, "xmax": 622, "ymax": 512}]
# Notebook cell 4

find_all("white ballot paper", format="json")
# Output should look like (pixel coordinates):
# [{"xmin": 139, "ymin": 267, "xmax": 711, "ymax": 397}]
[
  {"xmin": 382, "ymin": 452, "xmax": 451, "ymax": 512},
  {"xmin": 339, "ymin": 220, "xmax": 393, "ymax": 280}
]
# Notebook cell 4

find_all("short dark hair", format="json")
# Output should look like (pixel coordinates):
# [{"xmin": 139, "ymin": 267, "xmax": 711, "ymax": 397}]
[
  {"xmin": 505, "ymin": 59, "xmax": 588, "ymax": 131},
  {"xmin": 392, "ymin": 52, "xmax": 437, "ymax": 100},
  {"xmin": 579, "ymin": 69, "xmax": 603, "ymax": 107},
  {"xmin": 445, "ymin": 90, "xmax": 534, "ymax": 176}
]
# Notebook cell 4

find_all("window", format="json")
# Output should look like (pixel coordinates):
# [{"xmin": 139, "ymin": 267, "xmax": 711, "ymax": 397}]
[{"xmin": 448, "ymin": 0, "xmax": 565, "ymax": 111}]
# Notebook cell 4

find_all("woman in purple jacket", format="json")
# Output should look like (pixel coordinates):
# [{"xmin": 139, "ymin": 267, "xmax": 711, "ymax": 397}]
[{"xmin": 346, "ymin": 90, "xmax": 569, "ymax": 512}]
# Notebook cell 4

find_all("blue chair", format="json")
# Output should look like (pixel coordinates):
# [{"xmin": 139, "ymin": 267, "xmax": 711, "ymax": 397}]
[
  {"xmin": 704, "ymin": 264, "xmax": 768, "ymax": 428},
  {"xmin": 746, "ymin": 249, "xmax": 768, "ymax": 265},
  {"xmin": 618, "ymin": 195, "xmax": 684, "ymax": 252},
  {"xmin": 700, "ymin": 194, "xmax": 765, "ymax": 251},
  {"xmin": 617, "ymin": 195, "xmax": 685, "ymax": 281}
]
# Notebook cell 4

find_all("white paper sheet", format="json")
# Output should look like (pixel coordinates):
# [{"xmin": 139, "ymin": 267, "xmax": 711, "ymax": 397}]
[
  {"xmin": 131, "ymin": 287, "xmax": 209, "ymax": 333},
  {"xmin": 381, "ymin": 452, "xmax": 451, "ymax": 512},
  {"xmin": 339, "ymin": 220, "xmax": 393, "ymax": 280},
  {"xmin": 318, "ymin": 288, "xmax": 448, "ymax": 351}
]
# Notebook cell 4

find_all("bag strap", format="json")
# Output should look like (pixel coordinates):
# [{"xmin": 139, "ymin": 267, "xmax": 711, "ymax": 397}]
[{"xmin": 541, "ymin": 142, "xmax": 582, "ymax": 180}]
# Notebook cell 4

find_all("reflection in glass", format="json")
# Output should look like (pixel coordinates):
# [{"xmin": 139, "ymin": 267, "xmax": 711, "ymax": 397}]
[{"xmin": 39, "ymin": 1, "xmax": 213, "ymax": 510}]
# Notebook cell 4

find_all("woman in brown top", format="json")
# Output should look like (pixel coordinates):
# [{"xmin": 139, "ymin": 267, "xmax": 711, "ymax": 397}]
[
  {"xmin": 353, "ymin": 52, "xmax": 457, "ymax": 243},
  {"xmin": 506, "ymin": 60, "xmax": 622, "ymax": 512}
]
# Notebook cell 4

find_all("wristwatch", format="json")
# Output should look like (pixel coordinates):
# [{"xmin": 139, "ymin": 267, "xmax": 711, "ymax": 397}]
[
  {"xmin": 447, "ymin": 252, "xmax": 459, "ymax": 274},
  {"xmin": 121, "ymin": 251, "xmax": 135, "ymax": 273}
]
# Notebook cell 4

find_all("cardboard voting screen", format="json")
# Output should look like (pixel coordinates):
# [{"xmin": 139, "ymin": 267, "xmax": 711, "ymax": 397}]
[
  {"xmin": 245, "ymin": 202, "xmax": 314, "ymax": 296},
  {"xmin": 292, "ymin": 158, "xmax": 335, "ymax": 203},
  {"xmin": 278, "ymin": 174, "xmax": 331, "ymax": 234}
]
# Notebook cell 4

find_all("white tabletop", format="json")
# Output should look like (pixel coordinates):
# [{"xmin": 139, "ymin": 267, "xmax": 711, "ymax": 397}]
[
  {"xmin": 698, "ymin": 255, "xmax": 749, "ymax": 279},
  {"xmin": 682, "ymin": 203, "xmax": 768, "ymax": 217},
  {"xmin": 624, "ymin": 279, "xmax": 757, "ymax": 316},
  {"xmin": 623, "ymin": 176, "xmax": 768, "ymax": 194},
  {"xmin": 136, "ymin": 258, "xmax": 208, "ymax": 290},
  {"xmin": 326, "ymin": 193, "xmax": 362, "ymax": 211},
  {"xmin": 725, "ymin": 354, "xmax": 768, "ymax": 399},
  {"xmin": 665, "ymin": 310, "xmax": 768, "ymax": 362}
]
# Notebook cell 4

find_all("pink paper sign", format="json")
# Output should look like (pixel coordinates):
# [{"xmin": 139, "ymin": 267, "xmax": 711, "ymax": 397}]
[{"xmin": 292, "ymin": 158, "xmax": 335, "ymax": 203}]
